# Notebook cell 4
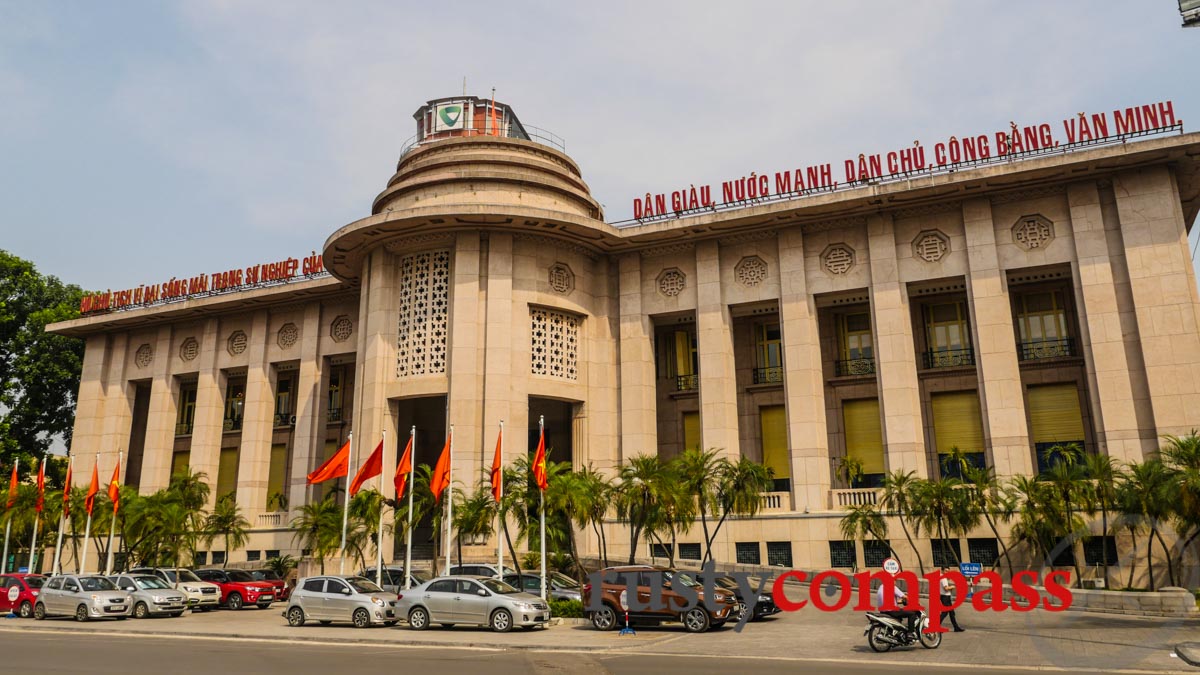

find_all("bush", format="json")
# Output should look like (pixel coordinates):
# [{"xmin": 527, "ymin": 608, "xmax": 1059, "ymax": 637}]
[{"xmin": 549, "ymin": 598, "xmax": 583, "ymax": 618}]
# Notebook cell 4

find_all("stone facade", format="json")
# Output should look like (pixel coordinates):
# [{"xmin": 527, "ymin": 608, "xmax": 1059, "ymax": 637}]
[{"xmin": 47, "ymin": 97, "xmax": 1200, "ymax": 580}]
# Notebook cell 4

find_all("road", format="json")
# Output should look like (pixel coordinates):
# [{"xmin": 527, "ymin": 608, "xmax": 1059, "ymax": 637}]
[{"xmin": 0, "ymin": 631, "xmax": 1164, "ymax": 675}]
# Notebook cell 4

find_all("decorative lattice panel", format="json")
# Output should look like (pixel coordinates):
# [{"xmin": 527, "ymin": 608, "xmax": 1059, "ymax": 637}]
[
  {"xmin": 396, "ymin": 250, "xmax": 451, "ymax": 377},
  {"xmin": 530, "ymin": 307, "xmax": 580, "ymax": 380},
  {"xmin": 179, "ymin": 337, "xmax": 199, "ymax": 362}
]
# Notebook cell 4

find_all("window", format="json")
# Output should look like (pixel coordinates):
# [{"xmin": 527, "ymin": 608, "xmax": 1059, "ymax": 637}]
[
  {"xmin": 678, "ymin": 543, "xmax": 701, "ymax": 561},
  {"xmin": 194, "ymin": 552, "xmax": 208, "ymax": 567},
  {"xmin": 968, "ymin": 538, "xmax": 1000, "ymax": 568},
  {"xmin": 266, "ymin": 550, "xmax": 280, "ymax": 560},
  {"xmin": 211, "ymin": 551, "xmax": 227, "ymax": 566},
  {"xmin": 735, "ymin": 542, "xmax": 761, "ymax": 565},
  {"xmin": 216, "ymin": 448, "xmax": 240, "ymax": 501},
  {"xmin": 760, "ymin": 406, "xmax": 790, "ymax": 492},
  {"xmin": 754, "ymin": 322, "xmax": 784, "ymax": 384},
  {"xmin": 224, "ymin": 378, "xmax": 246, "ymax": 431},
  {"xmin": 64, "ymin": 579, "xmax": 79, "ymax": 592},
  {"xmin": 302, "ymin": 579, "xmax": 325, "ymax": 593},
  {"xmin": 1016, "ymin": 291, "xmax": 1068, "ymax": 343},
  {"xmin": 657, "ymin": 329, "xmax": 699, "ymax": 383},
  {"xmin": 326, "ymin": 579, "xmax": 349, "ymax": 595},
  {"xmin": 766, "ymin": 541, "xmax": 793, "ymax": 567},
  {"xmin": 840, "ymin": 313, "xmax": 874, "ymax": 361},
  {"xmin": 246, "ymin": 550, "xmax": 261, "ymax": 562},
  {"xmin": 1051, "ymin": 546, "xmax": 1075, "ymax": 567},
  {"xmin": 843, "ymin": 399, "xmax": 885, "ymax": 487},
  {"xmin": 274, "ymin": 374, "xmax": 294, "ymax": 423},
  {"xmin": 327, "ymin": 366, "xmax": 346, "ymax": 422},
  {"xmin": 925, "ymin": 302, "xmax": 969, "ymax": 352},
  {"xmin": 171, "ymin": 450, "xmax": 190, "ymax": 480},
  {"xmin": 454, "ymin": 580, "xmax": 480, "ymax": 595},
  {"xmin": 176, "ymin": 383, "xmax": 197, "ymax": 435},
  {"xmin": 46, "ymin": 577, "xmax": 64, "ymax": 591},
  {"xmin": 1084, "ymin": 536, "xmax": 1118, "ymax": 566},
  {"xmin": 266, "ymin": 443, "xmax": 288, "ymax": 510},
  {"xmin": 931, "ymin": 539, "xmax": 962, "ymax": 568},
  {"xmin": 863, "ymin": 540, "xmax": 891, "ymax": 568},
  {"xmin": 650, "ymin": 543, "xmax": 672, "ymax": 559},
  {"xmin": 931, "ymin": 391, "xmax": 986, "ymax": 477},
  {"xmin": 1027, "ymin": 384, "xmax": 1086, "ymax": 474},
  {"xmin": 829, "ymin": 541, "xmax": 857, "ymax": 569},
  {"xmin": 682, "ymin": 412, "xmax": 701, "ymax": 454}
]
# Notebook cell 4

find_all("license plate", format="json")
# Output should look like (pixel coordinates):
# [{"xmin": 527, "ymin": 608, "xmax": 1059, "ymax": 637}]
[{"xmin": 106, "ymin": 606, "xmax": 126, "ymax": 613}]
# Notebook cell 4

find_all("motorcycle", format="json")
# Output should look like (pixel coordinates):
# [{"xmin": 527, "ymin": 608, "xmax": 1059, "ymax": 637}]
[{"xmin": 864, "ymin": 610, "xmax": 942, "ymax": 652}]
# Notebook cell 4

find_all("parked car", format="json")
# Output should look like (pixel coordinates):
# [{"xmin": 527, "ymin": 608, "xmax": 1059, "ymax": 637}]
[
  {"xmin": 395, "ymin": 575, "xmax": 549, "ymax": 632},
  {"xmin": 0, "ymin": 573, "xmax": 46, "ymax": 618},
  {"xmin": 357, "ymin": 567, "xmax": 430, "ymax": 594},
  {"xmin": 194, "ymin": 569, "xmax": 277, "ymax": 610},
  {"xmin": 446, "ymin": 563, "xmax": 516, "ymax": 578},
  {"xmin": 582, "ymin": 565, "xmax": 736, "ymax": 633},
  {"xmin": 284, "ymin": 575, "xmax": 398, "ymax": 628},
  {"xmin": 128, "ymin": 567, "xmax": 221, "ymax": 611},
  {"xmin": 502, "ymin": 572, "xmax": 583, "ymax": 602},
  {"xmin": 109, "ymin": 574, "xmax": 188, "ymax": 618},
  {"xmin": 713, "ymin": 575, "xmax": 780, "ymax": 622},
  {"xmin": 34, "ymin": 574, "xmax": 131, "ymax": 621},
  {"xmin": 246, "ymin": 569, "xmax": 290, "ymax": 601}
]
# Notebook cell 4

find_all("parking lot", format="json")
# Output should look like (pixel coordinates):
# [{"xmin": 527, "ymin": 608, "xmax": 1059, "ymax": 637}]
[{"xmin": 6, "ymin": 594, "xmax": 1199, "ymax": 673}]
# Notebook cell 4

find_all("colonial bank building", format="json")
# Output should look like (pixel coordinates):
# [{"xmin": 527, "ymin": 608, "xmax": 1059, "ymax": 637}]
[{"xmin": 49, "ymin": 96, "xmax": 1200, "ymax": 574}]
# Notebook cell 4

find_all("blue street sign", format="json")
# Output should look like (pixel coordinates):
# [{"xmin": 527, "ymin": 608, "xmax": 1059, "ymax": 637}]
[{"xmin": 958, "ymin": 562, "xmax": 982, "ymax": 577}]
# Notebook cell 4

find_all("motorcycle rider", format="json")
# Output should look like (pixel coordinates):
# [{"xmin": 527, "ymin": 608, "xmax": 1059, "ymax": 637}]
[{"xmin": 876, "ymin": 579, "xmax": 921, "ymax": 635}]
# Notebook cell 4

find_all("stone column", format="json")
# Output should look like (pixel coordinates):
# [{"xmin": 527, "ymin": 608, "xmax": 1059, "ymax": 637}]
[
  {"xmin": 617, "ymin": 253, "xmax": 657, "ymax": 463},
  {"xmin": 190, "ymin": 318, "xmax": 225, "ymax": 502},
  {"xmin": 69, "ymin": 335, "xmax": 111, "ymax": 487},
  {"xmin": 777, "ymin": 229, "xmax": 830, "ymax": 512},
  {"xmin": 140, "ymin": 325, "xmax": 179, "ymax": 492},
  {"xmin": 483, "ymin": 234, "xmax": 515, "ymax": 465},
  {"xmin": 288, "ymin": 303, "xmax": 324, "ymax": 513},
  {"xmin": 98, "ymin": 333, "xmax": 131, "ymax": 463},
  {"xmin": 867, "ymin": 213, "xmax": 928, "ymax": 476},
  {"xmin": 695, "ymin": 240, "xmax": 740, "ymax": 459},
  {"xmin": 962, "ymin": 198, "xmax": 1034, "ymax": 478},
  {"xmin": 237, "ymin": 311, "xmax": 274, "ymax": 516},
  {"xmin": 447, "ymin": 233, "xmax": 485, "ymax": 483},
  {"xmin": 1114, "ymin": 167, "xmax": 1200, "ymax": 437},
  {"xmin": 1067, "ymin": 182, "xmax": 1146, "ymax": 463}
]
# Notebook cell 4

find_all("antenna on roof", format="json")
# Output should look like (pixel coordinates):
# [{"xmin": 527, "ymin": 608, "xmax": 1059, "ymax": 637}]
[{"xmin": 463, "ymin": 76, "xmax": 467, "ymax": 95}]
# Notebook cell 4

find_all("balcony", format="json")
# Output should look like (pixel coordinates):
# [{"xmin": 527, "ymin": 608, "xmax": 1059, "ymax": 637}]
[
  {"xmin": 753, "ymin": 367, "xmax": 784, "ymax": 385},
  {"xmin": 922, "ymin": 348, "xmax": 975, "ymax": 369},
  {"xmin": 675, "ymin": 374, "xmax": 699, "ymax": 392},
  {"xmin": 829, "ymin": 488, "xmax": 881, "ymax": 509},
  {"xmin": 256, "ymin": 512, "xmax": 287, "ymax": 529},
  {"xmin": 273, "ymin": 413, "xmax": 296, "ymax": 428},
  {"xmin": 222, "ymin": 417, "xmax": 243, "ymax": 432},
  {"xmin": 174, "ymin": 421, "xmax": 193, "ymax": 436},
  {"xmin": 327, "ymin": 407, "xmax": 343, "ymax": 424},
  {"xmin": 1018, "ymin": 337, "xmax": 1076, "ymax": 361},
  {"xmin": 835, "ymin": 358, "xmax": 876, "ymax": 377},
  {"xmin": 759, "ymin": 491, "xmax": 792, "ymax": 513}
]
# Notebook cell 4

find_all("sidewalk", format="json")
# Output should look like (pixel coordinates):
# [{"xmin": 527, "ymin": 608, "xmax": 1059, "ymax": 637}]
[{"xmin": 4, "ymin": 599, "xmax": 1198, "ymax": 673}]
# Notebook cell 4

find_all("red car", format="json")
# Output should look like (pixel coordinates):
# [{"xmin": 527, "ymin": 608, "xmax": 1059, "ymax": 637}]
[
  {"xmin": 1, "ymin": 574, "xmax": 47, "ymax": 618},
  {"xmin": 194, "ymin": 569, "xmax": 277, "ymax": 610},
  {"xmin": 247, "ymin": 569, "xmax": 290, "ymax": 601}
]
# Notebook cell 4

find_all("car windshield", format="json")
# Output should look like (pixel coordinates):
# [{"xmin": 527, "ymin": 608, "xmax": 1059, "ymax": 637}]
[
  {"xmin": 714, "ymin": 576, "xmax": 738, "ymax": 590},
  {"xmin": 225, "ymin": 570, "xmax": 255, "ymax": 582},
  {"xmin": 549, "ymin": 572, "xmax": 580, "ymax": 589},
  {"xmin": 25, "ymin": 576, "xmax": 45, "ymax": 589},
  {"xmin": 160, "ymin": 569, "xmax": 202, "ymax": 583},
  {"xmin": 666, "ymin": 571, "xmax": 700, "ymax": 588},
  {"xmin": 134, "ymin": 577, "xmax": 171, "ymax": 590},
  {"xmin": 79, "ymin": 577, "xmax": 117, "ymax": 592},
  {"xmin": 347, "ymin": 578, "xmax": 383, "ymax": 594},
  {"xmin": 480, "ymin": 578, "xmax": 519, "ymax": 594}
]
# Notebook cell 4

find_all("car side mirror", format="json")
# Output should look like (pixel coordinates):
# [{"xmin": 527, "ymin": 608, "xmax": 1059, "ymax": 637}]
[
  {"xmin": 477, "ymin": 589, "xmax": 489, "ymax": 597},
  {"xmin": 341, "ymin": 588, "xmax": 352, "ymax": 595},
  {"xmin": 124, "ymin": 586, "xmax": 135, "ymax": 592}
]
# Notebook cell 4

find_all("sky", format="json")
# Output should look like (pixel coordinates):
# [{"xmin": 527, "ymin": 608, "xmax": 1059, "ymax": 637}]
[{"xmin": 1, "ymin": 1, "xmax": 1199, "ymax": 292}]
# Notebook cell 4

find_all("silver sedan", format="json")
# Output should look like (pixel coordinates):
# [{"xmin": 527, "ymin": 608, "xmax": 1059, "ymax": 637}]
[
  {"xmin": 110, "ymin": 574, "xmax": 188, "ymax": 618},
  {"xmin": 396, "ymin": 575, "xmax": 550, "ymax": 632},
  {"xmin": 284, "ymin": 575, "xmax": 399, "ymax": 628},
  {"xmin": 34, "ymin": 574, "xmax": 131, "ymax": 621}
]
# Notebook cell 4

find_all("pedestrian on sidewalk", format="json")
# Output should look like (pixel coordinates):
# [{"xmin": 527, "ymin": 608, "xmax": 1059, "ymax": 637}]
[{"xmin": 939, "ymin": 567, "xmax": 965, "ymax": 632}]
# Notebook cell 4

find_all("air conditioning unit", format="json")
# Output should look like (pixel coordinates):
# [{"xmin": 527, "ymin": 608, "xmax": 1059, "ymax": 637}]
[
  {"xmin": 1081, "ymin": 579, "xmax": 1106, "ymax": 590},
  {"xmin": 289, "ymin": 415, "xmax": 297, "ymax": 425}
]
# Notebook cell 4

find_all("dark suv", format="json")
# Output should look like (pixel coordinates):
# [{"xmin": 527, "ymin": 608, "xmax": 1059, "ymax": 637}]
[{"xmin": 582, "ymin": 565, "xmax": 736, "ymax": 633}]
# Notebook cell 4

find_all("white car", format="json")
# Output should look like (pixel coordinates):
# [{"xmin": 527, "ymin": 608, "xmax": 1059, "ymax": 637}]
[
  {"xmin": 446, "ymin": 563, "xmax": 517, "ymax": 579},
  {"xmin": 128, "ymin": 567, "xmax": 220, "ymax": 611},
  {"xmin": 34, "ymin": 575, "xmax": 131, "ymax": 621}
]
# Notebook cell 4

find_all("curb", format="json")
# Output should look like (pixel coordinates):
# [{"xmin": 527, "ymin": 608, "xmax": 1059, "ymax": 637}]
[{"xmin": 1175, "ymin": 643, "xmax": 1200, "ymax": 668}]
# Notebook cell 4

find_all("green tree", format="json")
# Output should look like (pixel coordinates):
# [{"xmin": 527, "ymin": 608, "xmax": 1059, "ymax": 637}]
[
  {"xmin": 615, "ymin": 455, "xmax": 671, "ymax": 564},
  {"xmin": 1117, "ymin": 459, "xmax": 1176, "ymax": 590},
  {"xmin": 703, "ymin": 457, "xmax": 773, "ymax": 564},
  {"xmin": 453, "ymin": 483, "xmax": 497, "ymax": 565},
  {"xmin": 289, "ymin": 495, "xmax": 342, "ymax": 574},
  {"xmin": 835, "ymin": 456, "xmax": 865, "ymax": 489},
  {"xmin": 203, "ymin": 494, "xmax": 250, "ymax": 568},
  {"xmin": 573, "ymin": 465, "xmax": 614, "ymax": 568},
  {"xmin": 675, "ymin": 448, "xmax": 724, "ymax": 564},
  {"xmin": 912, "ymin": 477, "xmax": 971, "ymax": 567},
  {"xmin": 880, "ymin": 469, "xmax": 927, "ymax": 575},
  {"xmin": 839, "ymin": 503, "xmax": 893, "ymax": 570},
  {"xmin": 962, "ymin": 464, "xmax": 1018, "ymax": 579},
  {"xmin": 1160, "ymin": 432, "xmax": 1200, "ymax": 572},
  {"xmin": 1040, "ymin": 443, "xmax": 1089, "ymax": 586},
  {"xmin": 1083, "ymin": 452, "xmax": 1123, "ymax": 588},
  {"xmin": 647, "ymin": 459, "xmax": 695, "ymax": 568}
]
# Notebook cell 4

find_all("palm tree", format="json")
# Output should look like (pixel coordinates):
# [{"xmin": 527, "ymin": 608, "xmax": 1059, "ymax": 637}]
[
  {"xmin": 1040, "ymin": 443, "xmax": 1089, "ymax": 585},
  {"xmin": 1083, "ymin": 453, "xmax": 1122, "ymax": 588},
  {"xmin": 835, "ymin": 456, "xmax": 865, "ymax": 489},
  {"xmin": 962, "ymin": 464, "xmax": 1017, "ymax": 579},
  {"xmin": 574, "ymin": 465, "xmax": 615, "ymax": 568},
  {"xmin": 615, "ymin": 455, "xmax": 670, "ymax": 564},
  {"xmin": 347, "ymin": 489, "xmax": 387, "ymax": 571},
  {"xmin": 1118, "ymin": 459, "xmax": 1176, "ymax": 589},
  {"xmin": 453, "ymin": 484, "xmax": 497, "ymax": 565},
  {"xmin": 912, "ymin": 476, "xmax": 970, "ymax": 567},
  {"xmin": 880, "ymin": 470, "xmax": 927, "ymax": 575},
  {"xmin": 289, "ymin": 496, "xmax": 341, "ymax": 574},
  {"xmin": 648, "ymin": 459, "xmax": 695, "ymax": 568},
  {"xmin": 1160, "ymin": 432, "xmax": 1200, "ymax": 573},
  {"xmin": 703, "ymin": 457, "xmax": 773, "ymax": 563},
  {"xmin": 1010, "ymin": 474, "xmax": 1058, "ymax": 569},
  {"xmin": 839, "ymin": 503, "xmax": 893, "ymax": 569},
  {"xmin": 203, "ymin": 494, "xmax": 250, "ymax": 567},
  {"xmin": 675, "ymin": 448, "xmax": 725, "ymax": 564}
]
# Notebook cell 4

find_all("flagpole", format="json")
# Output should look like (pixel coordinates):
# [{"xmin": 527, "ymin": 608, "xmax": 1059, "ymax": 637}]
[
  {"xmin": 51, "ymin": 455, "xmax": 70, "ymax": 575},
  {"xmin": 104, "ymin": 451, "xmax": 121, "ymax": 575},
  {"xmin": 376, "ymin": 429, "xmax": 385, "ymax": 589},
  {"xmin": 81, "ymin": 454, "xmax": 96, "ymax": 574},
  {"xmin": 404, "ymin": 426, "xmax": 415, "ymax": 590},
  {"xmin": 497, "ymin": 420, "xmax": 504, "ymax": 577},
  {"xmin": 539, "ymin": 415, "xmax": 546, "ymax": 601},
  {"xmin": 0, "ymin": 517, "xmax": 9, "ymax": 575},
  {"xmin": 444, "ymin": 425, "xmax": 454, "ymax": 576},
  {"xmin": 30, "ymin": 456, "xmax": 46, "ymax": 573},
  {"xmin": 339, "ymin": 431, "xmax": 354, "ymax": 575}
]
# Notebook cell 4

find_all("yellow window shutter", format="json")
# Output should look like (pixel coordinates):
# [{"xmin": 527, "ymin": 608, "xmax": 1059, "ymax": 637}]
[
  {"xmin": 843, "ymin": 399, "xmax": 885, "ymax": 474},
  {"xmin": 759, "ymin": 406, "xmax": 790, "ymax": 480},
  {"xmin": 170, "ymin": 450, "xmax": 190, "ymax": 479},
  {"xmin": 674, "ymin": 331, "xmax": 692, "ymax": 376},
  {"xmin": 216, "ymin": 447, "xmax": 240, "ymax": 500},
  {"xmin": 1027, "ymin": 384, "xmax": 1085, "ymax": 444},
  {"xmin": 682, "ymin": 412, "xmax": 701, "ymax": 453},
  {"xmin": 932, "ymin": 391, "xmax": 985, "ymax": 454},
  {"xmin": 267, "ymin": 443, "xmax": 288, "ymax": 509}
]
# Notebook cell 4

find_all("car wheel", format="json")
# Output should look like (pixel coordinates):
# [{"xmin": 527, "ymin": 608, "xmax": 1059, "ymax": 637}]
[
  {"xmin": 287, "ymin": 606, "xmax": 306, "ymax": 627},
  {"xmin": 867, "ymin": 625, "xmax": 892, "ymax": 653},
  {"xmin": 75, "ymin": 604, "xmax": 90, "ymax": 622},
  {"xmin": 33, "ymin": 603, "xmax": 46, "ymax": 621},
  {"xmin": 490, "ymin": 608, "xmax": 513, "ymax": 633},
  {"xmin": 407, "ymin": 607, "xmax": 429, "ymax": 630},
  {"xmin": 134, "ymin": 602, "xmax": 149, "ymax": 619},
  {"xmin": 352, "ymin": 608, "xmax": 371, "ymax": 629},
  {"xmin": 735, "ymin": 601, "xmax": 748, "ymax": 622},
  {"xmin": 683, "ymin": 607, "xmax": 710, "ymax": 633},
  {"xmin": 590, "ymin": 604, "xmax": 617, "ymax": 631},
  {"xmin": 227, "ymin": 593, "xmax": 243, "ymax": 611},
  {"xmin": 18, "ymin": 601, "xmax": 32, "ymax": 619}
]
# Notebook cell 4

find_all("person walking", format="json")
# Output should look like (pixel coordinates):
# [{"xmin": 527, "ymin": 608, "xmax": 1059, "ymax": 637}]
[{"xmin": 939, "ymin": 567, "xmax": 965, "ymax": 632}]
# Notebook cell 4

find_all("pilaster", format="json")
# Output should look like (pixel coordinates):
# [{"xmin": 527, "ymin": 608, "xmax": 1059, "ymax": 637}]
[{"xmin": 695, "ymin": 240, "xmax": 740, "ymax": 459}]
